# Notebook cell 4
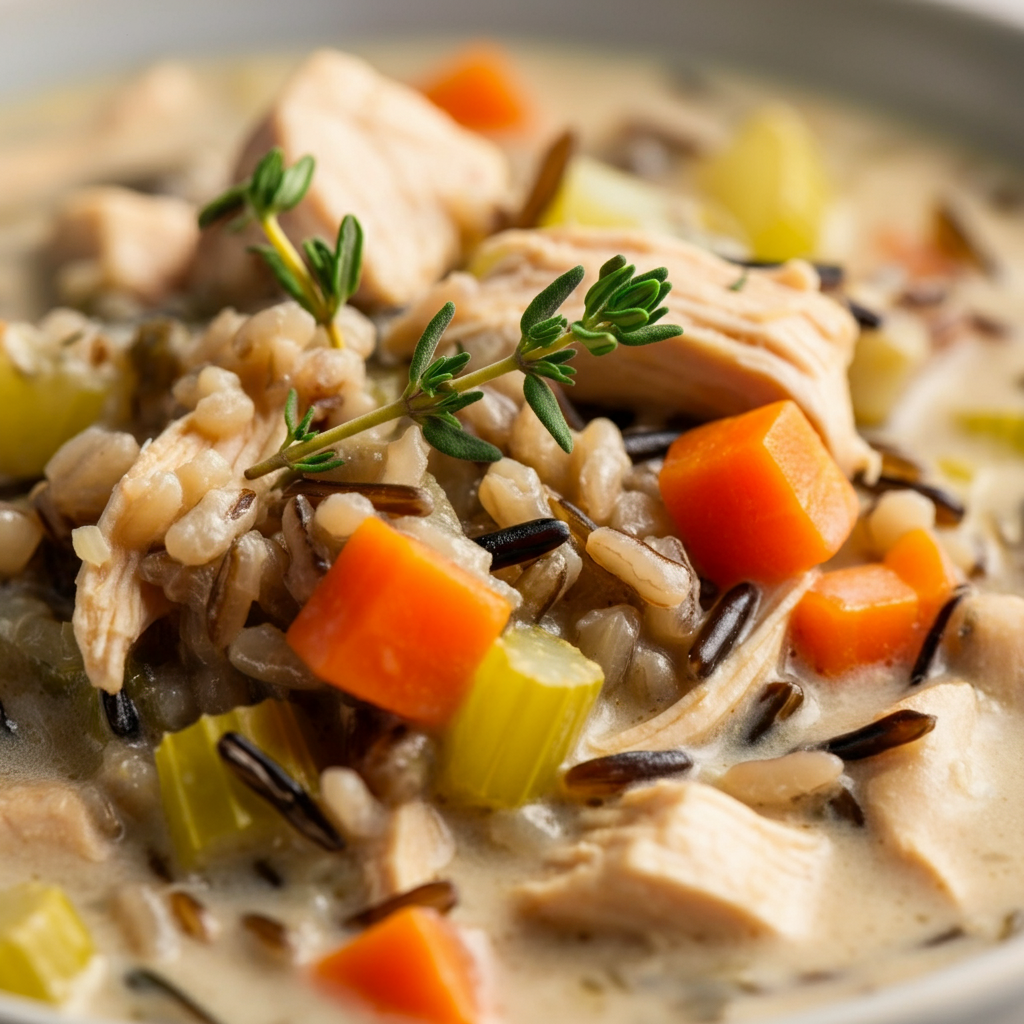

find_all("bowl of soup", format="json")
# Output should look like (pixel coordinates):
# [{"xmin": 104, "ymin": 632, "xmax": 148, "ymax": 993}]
[{"xmin": 1, "ymin": 1, "xmax": 1023, "ymax": 1023}]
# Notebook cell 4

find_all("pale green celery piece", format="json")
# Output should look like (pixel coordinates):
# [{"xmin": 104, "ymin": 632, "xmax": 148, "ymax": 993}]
[
  {"xmin": 956, "ymin": 411, "xmax": 1024, "ymax": 455},
  {"xmin": 0, "ymin": 883, "xmax": 93, "ymax": 1004},
  {"xmin": 438, "ymin": 627, "xmax": 603, "ymax": 809},
  {"xmin": 848, "ymin": 316, "xmax": 929, "ymax": 427},
  {"xmin": 155, "ymin": 699, "xmax": 318, "ymax": 870}
]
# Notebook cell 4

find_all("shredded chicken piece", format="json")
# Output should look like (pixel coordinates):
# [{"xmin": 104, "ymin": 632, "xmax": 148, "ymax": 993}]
[
  {"xmin": 384, "ymin": 227, "xmax": 877, "ymax": 478},
  {"xmin": 854, "ymin": 682, "xmax": 987, "ymax": 906},
  {"xmin": 519, "ymin": 780, "xmax": 829, "ymax": 939},
  {"xmin": 944, "ymin": 591, "xmax": 1024, "ymax": 709},
  {"xmin": 0, "ymin": 781, "xmax": 112, "ymax": 863},
  {"xmin": 50, "ymin": 187, "xmax": 198, "ymax": 306},
  {"xmin": 196, "ymin": 49, "xmax": 509, "ymax": 309},
  {"xmin": 366, "ymin": 801, "xmax": 456, "ymax": 901},
  {"xmin": 590, "ymin": 573, "xmax": 814, "ymax": 754}
]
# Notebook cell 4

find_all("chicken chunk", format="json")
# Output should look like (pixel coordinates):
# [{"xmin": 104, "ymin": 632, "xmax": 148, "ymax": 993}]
[
  {"xmin": 519, "ymin": 780, "xmax": 829, "ymax": 939},
  {"xmin": 0, "ymin": 781, "xmax": 112, "ymax": 863},
  {"xmin": 197, "ymin": 50, "xmax": 509, "ymax": 309},
  {"xmin": 590, "ymin": 572, "xmax": 814, "ymax": 754},
  {"xmin": 50, "ymin": 187, "xmax": 198, "ymax": 307},
  {"xmin": 384, "ymin": 227, "xmax": 876, "ymax": 478},
  {"xmin": 943, "ymin": 591, "xmax": 1024, "ymax": 709},
  {"xmin": 854, "ymin": 682, "xmax": 986, "ymax": 906}
]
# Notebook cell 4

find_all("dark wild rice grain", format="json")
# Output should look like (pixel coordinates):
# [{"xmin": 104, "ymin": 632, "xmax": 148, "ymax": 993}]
[
  {"xmin": 547, "ymin": 493, "xmax": 597, "ymax": 543},
  {"xmin": 827, "ymin": 786, "xmax": 866, "ymax": 827},
  {"xmin": 282, "ymin": 480, "xmax": 434, "ymax": 517},
  {"xmin": 473, "ymin": 518, "xmax": 571, "ymax": 570},
  {"xmin": 169, "ymin": 891, "xmax": 218, "ymax": 943},
  {"xmin": 513, "ymin": 129, "xmax": 577, "ymax": 229},
  {"xmin": 921, "ymin": 926, "xmax": 966, "ymax": 948},
  {"xmin": 821, "ymin": 710, "xmax": 937, "ymax": 761},
  {"xmin": 346, "ymin": 880, "xmax": 458, "ymax": 928},
  {"xmin": 847, "ymin": 299, "xmax": 883, "ymax": 330},
  {"xmin": 253, "ymin": 859, "xmax": 284, "ymax": 888},
  {"xmin": 216, "ymin": 732, "xmax": 344, "ymax": 852},
  {"xmin": 746, "ymin": 681, "xmax": 804, "ymax": 744},
  {"xmin": 125, "ymin": 969, "xmax": 225, "ymax": 1024},
  {"xmin": 688, "ymin": 582, "xmax": 759, "ymax": 679},
  {"xmin": 101, "ymin": 688, "xmax": 141, "ymax": 740},
  {"xmin": 622, "ymin": 429, "xmax": 684, "ymax": 461},
  {"xmin": 241, "ymin": 913, "xmax": 294, "ymax": 958},
  {"xmin": 863, "ymin": 477, "xmax": 966, "ymax": 527},
  {"xmin": 563, "ymin": 750, "xmax": 693, "ymax": 799},
  {"xmin": 909, "ymin": 586, "xmax": 970, "ymax": 686}
]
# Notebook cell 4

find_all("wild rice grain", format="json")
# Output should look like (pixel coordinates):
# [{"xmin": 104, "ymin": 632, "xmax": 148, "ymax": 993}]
[
  {"xmin": 622, "ymin": 429, "xmax": 684, "ymax": 461},
  {"xmin": 217, "ymin": 732, "xmax": 344, "ymax": 851},
  {"xmin": 241, "ymin": 913, "xmax": 295, "ymax": 960},
  {"xmin": 821, "ymin": 710, "xmax": 937, "ymax": 761},
  {"xmin": 101, "ymin": 688, "xmax": 141, "ymax": 740},
  {"xmin": 563, "ymin": 750, "xmax": 693, "ymax": 799},
  {"xmin": 688, "ymin": 582, "xmax": 759, "ymax": 679},
  {"xmin": 827, "ymin": 786, "xmax": 866, "ymax": 827},
  {"xmin": 909, "ymin": 586, "xmax": 970, "ymax": 686},
  {"xmin": 125, "ymin": 969, "xmax": 225, "ymax": 1024},
  {"xmin": 474, "ymin": 518, "xmax": 570, "ymax": 570},
  {"xmin": 254, "ymin": 859, "xmax": 284, "ymax": 889},
  {"xmin": 168, "ymin": 891, "xmax": 219, "ymax": 943},
  {"xmin": 284, "ymin": 480, "xmax": 434, "ymax": 517},
  {"xmin": 586, "ymin": 528, "xmax": 697, "ymax": 608},
  {"xmin": 345, "ymin": 880, "xmax": 458, "ymax": 929},
  {"xmin": 865, "ymin": 476, "xmax": 966, "ymax": 527},
  {"xmin": 746, "ymin": 681, "xmax": 804, "ymax": 743}
]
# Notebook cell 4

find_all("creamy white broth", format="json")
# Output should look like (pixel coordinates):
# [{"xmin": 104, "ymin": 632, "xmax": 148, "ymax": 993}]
[{"xmin": 0, "ymin": 39, "xmax": 1024, "ymax": 1024}]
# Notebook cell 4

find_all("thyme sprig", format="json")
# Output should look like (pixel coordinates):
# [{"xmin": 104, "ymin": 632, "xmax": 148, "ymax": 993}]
[
  {"xmin": 198, "ymin": 149, "xmax": 362, "ymax": 349},
  {"xmin": 245, "ymin": 256, "xmax": 683, "ymax": 480}
]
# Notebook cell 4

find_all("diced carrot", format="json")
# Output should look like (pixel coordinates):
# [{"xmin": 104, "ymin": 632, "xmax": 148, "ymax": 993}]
[
  {"xmin": 287, "ymin": 517, "xmax": 511, "ymax": 728},
  {"xmin": 883, "ymin": 527, "xmax": 961, "ymax": 624},
  {"xmin": 658, "ymin": 400, "xmax": 859, "ymax": 587},
  {"xmin": 422, "ymin": 44, "xmax": 532, "ymax": 133},
  {"xmin": 790, "ymin": 564, "xmax": 920, "ymax": 677},
  {"xmin": 314, "ymin": 906, "xmax": 481, "ymax": 1024}
]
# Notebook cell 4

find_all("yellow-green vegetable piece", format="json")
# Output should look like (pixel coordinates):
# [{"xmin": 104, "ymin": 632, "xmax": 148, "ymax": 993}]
[
  {"xmin": 0, "ymin": 883, "xmax": 93, "ymax": 1004},
  {"xmin": 956, "ymin": 410, "xmax": 1024, "ymax": 455},
  {"xmin": 438, "ymin": 627, "xmax": 603, "ymax": 808},
  {"xmin": 540, "ymin": 155, "xmax": 671, "ymax": 232},
  {"xmin": 700, "ymin": 104, "xmax": 828, "ymax": 261},
  {"xmin": 155, "ymin": 699, "xmax": 319, "ymax": 870},
  {"xmin": 848, "ymin": 316, "xmax": 929, "ymax": 426},
  {"xmin": 0, "ymin": 342, "xmax": 110, "ymax": 480}
]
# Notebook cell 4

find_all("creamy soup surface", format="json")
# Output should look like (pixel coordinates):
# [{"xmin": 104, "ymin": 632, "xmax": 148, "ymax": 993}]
[{"xmin": 0, "ymin": 38, "xmax": 1023, "ymax": 1024}]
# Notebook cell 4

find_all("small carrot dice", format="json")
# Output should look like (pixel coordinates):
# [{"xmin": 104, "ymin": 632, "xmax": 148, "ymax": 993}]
[
  {"xmin": 422, "ymin": 44, "xmax": 532, "ymax": 133},
  {"xmin": 790, "ymin": 564, "xmax": 920, "ymax": 677},
  {"xmin": 287, "ymin": 517, "xmax": 511, "ymax": 728},
  {"xmin": 883, "ymin": 527, "xmax": 961, "ymax": 624},
  {"xmin": 314, "ymin": 907, "xmax": 481, "ymax": 1024},
  {"xmin": 659, "ymin": 400, "xmax": 859, "ymax": 587}
]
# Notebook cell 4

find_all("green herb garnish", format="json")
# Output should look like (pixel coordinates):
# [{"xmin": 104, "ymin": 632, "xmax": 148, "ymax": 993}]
[
  {"xmin": 245, "ymin": 253, "xmax": 682, "ymax": 479},
  {"xmin": 198, "ymin": 149, "xmax": 362, "ymax": 349}
]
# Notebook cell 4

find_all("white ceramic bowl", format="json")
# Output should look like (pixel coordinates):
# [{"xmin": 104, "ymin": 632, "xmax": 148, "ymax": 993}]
[{"xmin": 1, "ymin": 1, "xmax": 1023, "ymax": 1022}]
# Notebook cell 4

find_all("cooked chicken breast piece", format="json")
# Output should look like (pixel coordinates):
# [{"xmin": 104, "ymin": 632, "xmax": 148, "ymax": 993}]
[
  {"xmin": 384, "ymin": 227, "xmax": 876, "ymax": 478},
  {"xmin": 854, "ymin": 682, "xmax": 987, "ymax": 906},
  {"xmin": 197, "ymin": 50, "xmax": 509, "ymax": 309},
  {"xmin": 944, "ymin": 591, "xmax": 1024, "ymax": 709},
  {"xmin": 519, "ymin": 780, "xmax": 829, "ymax": 939},
  {"xmin": 50, "ymin": 187, "xmax": 198, "ymax": 306},
  {"xmin": 0, "ymin": 781, "xmax": 112, "ymax": 863}
]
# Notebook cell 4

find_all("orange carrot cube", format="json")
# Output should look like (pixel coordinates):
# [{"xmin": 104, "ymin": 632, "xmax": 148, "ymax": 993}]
[
  {"xmin": 883, "ymin": 527, "xmax": 961, "ymax": 624},
  {"xmin": 314, "ymin": 907, "xmax": 481, "ymax": 1024},
  {"xmin": 790, "ymin": 564, "xmax": 920, "ymax": 677},
  {"xmin": 659, "ymin": 400, "xmax": 859, "ymax": 587},
  {"xmin": 287, "ymin": 517, "xmax": 511, "ymax": 728},
  {"xmin": 422, "ymin": 44, "xmax": 532, "ymax": 133}
]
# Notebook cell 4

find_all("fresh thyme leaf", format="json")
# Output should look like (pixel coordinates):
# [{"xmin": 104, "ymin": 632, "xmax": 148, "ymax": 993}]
[
  {"xmin": 529, "ymin": 359, "xmax": 577, "ymax": 385},
  {"xmin": 421, "ymin": 417, "xmax": 502, "ymax": 462},
  {"xmin": 434, "ymin": 390, "xmax": 484, "ymax": 414},
  {"xmin": 524, "ymin": 374, "xmax": 573, "ymax": 453},
  {"xmin": 336, "ymin": 214, "xmax": 363, "ymax": 302},
  {"xmin": 250, "ymin": 148, "xmax": 285, "ymax": 218},
  {"xmin": 293, "ymin": 452, "xmax": 346, "ymax": 474},
  {"xmin": 608, "ymin": 278, "xmax": 661, "ymax": 312},
  {"xmin": 599, "ymin": 254, "xmax": 629, "ymax": 277},
  {"xmin": 198, "ymin": 184, "xmax": 248, "ymax": 230},
  {"xmin": 570, "ymin": 323, "xmax": 618, "ymax": 356},
  {"xmin": 275, "ymin": 154, "xmax": 316, "ymax": 212},
  {"xmin": 409, "ymin": 302, "xmax": 457, "ymax": 388},
  {"xmin": 603, "ymin": 306, "xmax": 650, "ymax": 330},
  {"xmin": 283, "ymin": 388, "xmax": 300, "ymax": 438},
  {"xmin": 614, "ymin": 323, "xmax": 684, "ymax": 347},
  {"xmin": 302, "ymin": 238, "xmax": 336, "ymax": 297},
  {"xmin": 251, "ymin": 246, "xmax": 315, "ymax": 313},
  {"xmin": 520, "ymin": 265, "xmax": 585, "ymax": 334}
]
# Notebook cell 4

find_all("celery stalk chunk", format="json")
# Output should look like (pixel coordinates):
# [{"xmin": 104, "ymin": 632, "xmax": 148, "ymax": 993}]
[
  {"xmin": 848, "ymin": 315, "xmax": 929, "ymax": 426},
  {"xmin": 956, "ymin": 411, "xmax": 1024, "ymax": 455},
  {"xmin": 155, "ymin": 699, "xmax": 319, "ymax": 870},
  {"xmin": 540, "ymin": 155, "xmax": 672, "ymax": 232},
  {"xmin": 439, "ymin": 627, "xmax": 603, "ymax": 808},
  {"xmin": 0, "ymin": 883, "xmax": 93, "ymax": 1004},
  {"xmin": 700, "ymin": 104, "xmax": 828, "ymax": 261}
]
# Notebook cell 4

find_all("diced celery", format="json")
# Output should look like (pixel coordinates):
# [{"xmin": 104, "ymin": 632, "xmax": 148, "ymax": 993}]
[
  {"xmin": 956, "ymin": 411, "xmax": 1024, "ymax": 455},
  {"xmin": 0, "ymin": 343, "xmax": 109, "ymax": 480},
  {"xmin": 0, "ymin": 883, "xmax": 93, "ymax": 1004},
  {"xmin": 700, "ymin": 104, "xmax": 828, "ymax": 261},
  {"xmin": 540, "ymin": 155, "xmax": 671, "ymax": 232},
  {"xmin": 848, "ymin": 314, "xmax": 929, "ymax": 426},
  {"xmin": 155, "ymin": 700, "xmax": 319, "ymax": 870},
  {"xmin": 438, "ymin": 627, "xmax": 603, "ymax": 808}
]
